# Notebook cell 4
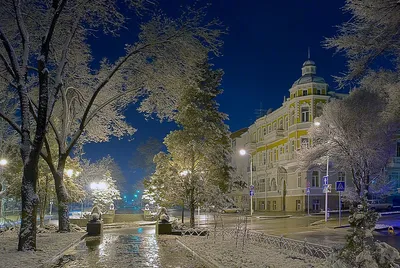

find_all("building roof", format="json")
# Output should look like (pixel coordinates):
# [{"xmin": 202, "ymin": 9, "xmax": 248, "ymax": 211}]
[
  {"xmin": 292, "ymin": 73, "xmax": 326, "ymax": 86},
  {"xmin": 230, "ymin": 128, "xmax": 248, "ymax": 139},
  {"xmin": 302, "ymin": 59, "xmax": 315, "ymax": 67}
]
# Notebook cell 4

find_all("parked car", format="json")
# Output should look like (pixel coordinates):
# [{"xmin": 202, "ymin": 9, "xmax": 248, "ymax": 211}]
[
  {"xmin": 367, "ymin": 200, "xmax": 393, "ymax": 211},
  {"xmin": 221, "ymin": 206, "xmax": 240, "ymax": 213}
]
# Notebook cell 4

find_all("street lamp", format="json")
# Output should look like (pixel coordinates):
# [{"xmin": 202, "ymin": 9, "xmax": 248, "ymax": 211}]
[
  {"xmin": 239, "ymin": 149, "xmax": 253, "ymax": 216},
  {"xmin": 314, "ymin": 121, "xmax": 329, "ymax": 222}
]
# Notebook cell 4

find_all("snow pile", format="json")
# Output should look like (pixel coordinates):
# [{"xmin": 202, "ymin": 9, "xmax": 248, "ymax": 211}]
[
  {"xmin": 0, "ymin": 232, "xmax": 84, "ymax": 268},
  {"xmin": 178, "ymin": 236, "xmax": 325, "ymax": 268}
]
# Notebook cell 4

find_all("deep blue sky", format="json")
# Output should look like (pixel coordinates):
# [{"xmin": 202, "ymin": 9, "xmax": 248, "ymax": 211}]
[{"xmin": 84, "ymin": 0, "xmax": 348, "ymax": 191}]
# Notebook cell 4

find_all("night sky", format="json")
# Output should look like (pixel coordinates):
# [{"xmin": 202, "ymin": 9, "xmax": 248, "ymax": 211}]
[{"xmin": 83, "ymin": 0, "xmax": 349, "ymax": 190}]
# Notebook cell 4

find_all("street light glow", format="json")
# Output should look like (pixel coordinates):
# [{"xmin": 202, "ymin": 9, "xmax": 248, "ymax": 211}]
[
  {"xmin": 314, "ymin": 121, "xmax": 321, "ymax": 126},
  {"xmin": 66, "ymin": 169, "xmax": 74, "ymax": 177},
  {"xmin": 239, "ymin": 149, "xmax": 246, "ymax": 156},
  {"xmin": 90, "ymin": 181, "xmax": 108, "ymax": 190},
  {"xmin": 180, "ymin": 170, "xmax": 190, "ymax": 176},
  {"xmin": 0, "ymin": 159, "xmax": 7, "ymax": 166}
]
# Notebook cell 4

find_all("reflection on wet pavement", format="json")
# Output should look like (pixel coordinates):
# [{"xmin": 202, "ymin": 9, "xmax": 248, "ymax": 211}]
[{"xmin": 55, "ymin": 227, "xmax": 162, "ymax": 268}]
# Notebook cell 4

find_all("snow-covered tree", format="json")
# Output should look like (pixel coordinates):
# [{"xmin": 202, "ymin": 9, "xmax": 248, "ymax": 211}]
[
  {"xmin": 147, "ymin": 65, "xmax": 232, "ymax": 227},
  {"xmin": 324, "ymin": 0, "xmax": 400, "ymax": 85},
  {"xmin": 299, "ymin": 89, "xmax": 400, "ymax": 267},
  {"xmin": 90, "ymin": 172, "xmax": 121, "ymax": 214},
  {"xmin": 0, "ymin": 1, "xmax": 224, "ymax": 249}
]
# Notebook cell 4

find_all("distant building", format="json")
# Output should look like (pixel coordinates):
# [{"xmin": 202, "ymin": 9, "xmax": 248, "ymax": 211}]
[{"xmin": 230, "ymin": 57, "xmax": 349, "ymax": 212}]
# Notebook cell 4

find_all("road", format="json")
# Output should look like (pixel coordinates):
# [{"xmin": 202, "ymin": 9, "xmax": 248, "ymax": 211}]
[{"xmin": 168, "ymin": 209, "xmax": 400, "ymax": 249}]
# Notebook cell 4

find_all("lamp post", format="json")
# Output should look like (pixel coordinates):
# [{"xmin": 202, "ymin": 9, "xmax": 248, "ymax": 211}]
[
  {"xmin": 314, "ymin": 121, "xmax": 329, "ymax": 222},
  {"xmin": 239, "ymin": 149, "xmax": 253, "ymax": 216},
  {"xmin": 0, "ymin": 159, "xmax": 7, "ymax": 218}
]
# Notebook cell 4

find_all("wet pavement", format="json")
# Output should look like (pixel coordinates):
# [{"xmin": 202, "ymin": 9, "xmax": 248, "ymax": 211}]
[{"xmin": 52, "ymin": 227, "xmax": 205, "ymax": 268}]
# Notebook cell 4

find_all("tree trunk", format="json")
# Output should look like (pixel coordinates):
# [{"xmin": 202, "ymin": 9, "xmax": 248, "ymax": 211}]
[
  {"xmin": 39, "ymin": 176, "xmax": 50, "ymax": 228},
  {"xmin": 181, "ymin": 201, "xmax": 184, "ymax": 224},
  {"xmin": 53, "ymin": 161, "xmax": 70, "ymax": 232},
  {"xmin": 189, "ymin": 188, "xmax": 195, "ymax": 228},
  {"xmin": 18, "ymin": 159, "xmax": 40, "ymax": 251}
]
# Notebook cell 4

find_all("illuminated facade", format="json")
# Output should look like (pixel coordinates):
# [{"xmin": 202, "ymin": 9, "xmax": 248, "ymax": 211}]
[{"xmin": 230, "ymin": 58, "xmax": 348, "ymax": 212}]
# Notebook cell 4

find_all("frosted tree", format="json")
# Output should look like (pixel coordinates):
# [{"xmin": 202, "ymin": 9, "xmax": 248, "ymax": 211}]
[
  {"xmin": 299, "ymin": 89, "xmax": 400, "ymax": 267},
  {"xmin": 90, "ymin": 172, "xmax": 121, "ymax": 214},
  {"xmin": 0, "ymin": 0, "xmax": 224, "ymax": 249},
  {"xmin": 148, "ymin": 65, "xmax": 232, "ymax": 227}
]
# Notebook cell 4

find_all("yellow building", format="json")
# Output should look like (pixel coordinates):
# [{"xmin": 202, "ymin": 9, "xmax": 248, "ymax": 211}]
[{"xmin": 231, "ymin": 57, "xmax": 348, "ymax": 212}]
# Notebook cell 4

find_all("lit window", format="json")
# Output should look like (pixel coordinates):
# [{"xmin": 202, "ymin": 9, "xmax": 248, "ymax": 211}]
[
  {"xmin": 301, "ymin": 106, "xmax": 309, "ymax": 122},
  {"xmin": 311, "ymin": 171, "xmax": 320, "ymax": 187}
]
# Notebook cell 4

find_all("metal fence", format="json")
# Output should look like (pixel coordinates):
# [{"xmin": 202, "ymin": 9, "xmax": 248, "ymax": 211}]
[{"xmin": 210, "ymin": 227, "xmax": 333, "ymax": 259}]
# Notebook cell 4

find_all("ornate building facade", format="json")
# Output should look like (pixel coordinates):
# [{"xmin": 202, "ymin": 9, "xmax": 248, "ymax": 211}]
[{"xmin": 230, "ymin": 57, "xmax": 349, "ymax": 212}]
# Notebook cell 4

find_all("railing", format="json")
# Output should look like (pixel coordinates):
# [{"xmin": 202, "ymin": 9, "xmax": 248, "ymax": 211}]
[{"xmin": 212, "ymin": 228, "xmax": 333, "ymax": 259}]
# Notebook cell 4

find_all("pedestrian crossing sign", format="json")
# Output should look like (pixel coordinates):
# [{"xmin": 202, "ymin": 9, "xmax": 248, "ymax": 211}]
[{"xmin": 336, "ymin": 181, "xmax": 345, "ymax": 192}]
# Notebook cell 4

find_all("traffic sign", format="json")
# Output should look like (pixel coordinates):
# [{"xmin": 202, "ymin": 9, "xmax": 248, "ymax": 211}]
[
  {"xmin": 336, "ymin": 181, "xmax": 346, "ymax": 192},
  {"xmin": 306, "ymin": 181, "xmax": 310, "ymax": 188},
  {"xmin": 306, "ymin": 188, "xmax": 310, "ymax": 195},
  {"xmin": 249, "ymin": 190, "xmax": 254, "ymax": 196},
  {"xmin": 250, "ymin": 185, "xmax": 254, "ymax": 190},
  {"xmin": 323, "ymin": 175, "xmax": 329, "ymax": 185},
  {"xmin": 323, "ymin": 184, "xmax": 332, "ymax": 193}
]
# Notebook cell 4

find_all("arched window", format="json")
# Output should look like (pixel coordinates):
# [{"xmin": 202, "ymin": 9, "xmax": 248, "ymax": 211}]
[
  {"xmin": 271, "ymin": 179, "xmax": 277, "ymax": 191},
  {"xmin": 311, "ymin": 171, "xmax": 320, "ymax": 187},
  {"xmin": 301, "ymin": 106, "xmax": 309, "ymax": 122},
  {"xmin": 290, "ymin": 109, "xmax": 295, "ymax": 125}
]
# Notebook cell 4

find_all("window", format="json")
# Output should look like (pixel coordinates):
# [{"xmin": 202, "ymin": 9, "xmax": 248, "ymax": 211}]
[
  {"xmin": 273, "ymin": 201, "xmax": 277, "ymax": 210},
  {"xmin": 262, "ymin": 151, "xmax": 266, "ymax": 165},
  {"xmin": 303, "ymin": 90, "xmax": 307, "ymax": 96},
  {"xmin": 267, "ymin": 201, "xmax": 271, "ymax": 211},
  {"xmin": 271, "ymin": 179, "xmax": 277, "ymax": 191},
  {"xmin": 269, "ymin": 151, "xmax": 272, "ymax": 163},
  {"xmin": 258, "ymin": 152, "xmax": 262, "ymax": 166},
  {"xmin": 290, "ymin": 110, "xmax": 295, "ymax": 125},
  {"xmin": 279, "ymin": 119, "xmax": 283, "ymax": 130},
  {"xmin": 268, "ymin": 125, "xmax": 271, "ymax": 133},
  {"xmin": 291, "ymin": 140, "xmax": 295, "ymax": 152},
  {"xmin": 285, "ymin": 116, "xmax": 289, "ymax": 130},
  {"xmin": 301, "ymin": 137, "xmax": 309, "ymax": 148},
  {"xmin": 316, "ymin": 89, "xmax": 321, "ymax": 95},
  {"xmin": 338, "ymin": 171, "xmax": 345, "ymax": 181},
  {"xmin": 297, "ymin": 172, "xmax": 302, "ymax": 187},
  {"xmin": 296, "ymin": 200, "xmax": 301, "ymax": 211},
  {"xmin": 301, "ymin": 106, "xmax": 309, "ymax": 122},
  {"xmin": 263, "ymin": 127, "xmax": 266, "ymax": 136},
  {"xmin": 311, "ymin": 171, "xmax": 320, "ymax": 187},
  {"xmin": 273, "ymin": 122, "xmax": 277, "ymax": 130},
  {"xmin": 258, "ymin": 129, "xmax": 261, "ymax": 141},
  {"xmin": 315, "ymin": 104, "xmax": 323, "ymax": 118},
  {"xmin": 390, "ymin": 172, "xmax": 400, "ymax": 188},
  {"xmin": 397, "ymin": 142, "xmax": 400, "ymax": 157},
  {"xmin": 252, "ymin": 133, "xmax": 256, "ymax": 142},
  {"xmin": 259, "ymin": 179, "xmax": 265, "ymax": 192},
  {"xmin": 312, "ymin": 199, "xmax": 320, "ymax": 211}
]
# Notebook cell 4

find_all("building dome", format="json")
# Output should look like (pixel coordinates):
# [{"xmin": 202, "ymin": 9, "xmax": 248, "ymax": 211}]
[
  {"xmin": 292, "ymin": 74, "xmax": 326, "ymax": 86},
  {"xmin": 291, "ymin": 58, "xmax": 326, "ymax": 86},
  {"xmin": 302, "ymin": 59, "xmax": 315, "ymax": 67}
]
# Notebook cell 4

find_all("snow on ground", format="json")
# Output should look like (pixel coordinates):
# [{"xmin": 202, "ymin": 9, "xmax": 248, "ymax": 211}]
[
  {"xmin": 178, "ymin": 236, "xmax": 325, "ymax": 268},
  {"xmin": 0, "ymin": 227, "xmax": 84, "ymax": 268}
]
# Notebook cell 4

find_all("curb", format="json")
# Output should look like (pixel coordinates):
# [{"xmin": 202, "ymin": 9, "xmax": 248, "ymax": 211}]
[
  {"xmin": 39, "ymin": 232, "xmax": 87, "ymax": 268},
  {"xmin": 256, "ymin": 215, "xmax": 292, "ymax": 219},
  {"xmin": 176, "ymin": 237, "xmax": 222, "ymax": 268}
]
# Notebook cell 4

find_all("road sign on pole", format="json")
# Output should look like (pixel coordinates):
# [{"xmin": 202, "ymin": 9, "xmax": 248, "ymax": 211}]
[
  {"xmin": 250, "ymin": 185, "xmax": 254, "ymax": 190},
  {"xmin": 306, "ymin": 188, "xmax": 310, "ymax": 194},
  {"xmin": 323, "ymin": 175, "xmax": 329, "ymax": 185},
  {"xmin": 249, "ymin": 190, "xmax": 254, "ymax": 196},
  {"xmin": 335, "ymin": 181, "xmax": 346, "ymax": 192},
  {"xmin": 323, "ymin": 184, "xmax": 332, "ymax": 193}
]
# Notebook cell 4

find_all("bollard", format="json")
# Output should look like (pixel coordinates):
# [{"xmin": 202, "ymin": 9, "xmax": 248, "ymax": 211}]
[{"xmin": 388, "ymin": 226, "xmax": 395, "ymax": 236}]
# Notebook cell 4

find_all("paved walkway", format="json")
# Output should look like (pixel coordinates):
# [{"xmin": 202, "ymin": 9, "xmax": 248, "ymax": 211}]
[{"xmin": 51, "ymin": 226, "xmax": 205, "ymax": 268}]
